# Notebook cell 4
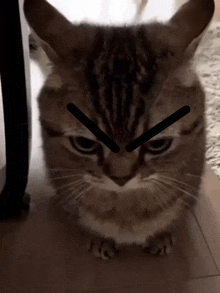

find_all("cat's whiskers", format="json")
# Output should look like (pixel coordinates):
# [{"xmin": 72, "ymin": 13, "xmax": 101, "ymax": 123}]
[
  {"xmin": 59, "ymin": 181, "xmax": 86, "ymax": 196},
  {"xmin": 50, "ymin": 174, "xmax": 83, "ymax": 180},
  {"xmin": 152, "ymin": 181, "xmax": 173, "ymax": 208},
  {"xmin": 158, "ymin": 175, "xmax": 199, "ymax": 192},
  {"xmin": 49, "ymin": 168, "xmax": 81, "ymax": 172},
  {"xmin": 74, "ymin": 185, "xmax": 93, "ymax": 202},
  {"xmin": 152, "ymin": 179, "xmax": 188, "ymax": 209},
  {"xmin": 159, "ymin": 171, "xmax": 202, "ymax": 179},
  {"xmin": 185, "ymin": 173, "xmax": 201, "ymax": 178},
  {"xmin": 151, "ymin": 177, "xmax": 198, "ymax": 203},
  {"xmin": 146, "ymin": 179, "xmax": 169, "ymax": 209},
  {"xmin": 59, "ymin": 182, "xmax": 88, "ymax": 204},
  {"xmin": 56, "ymin": 179, "xmax": 84, "ymax": 191}
]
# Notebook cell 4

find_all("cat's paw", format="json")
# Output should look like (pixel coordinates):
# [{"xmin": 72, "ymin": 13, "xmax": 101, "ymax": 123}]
[
  {"xmin": 143, "ymin": 232, "xmax": 175, "ymax": 256},
  {"xmin": 87, "ymin": 237, "xmax": 117, "ymax": 260}
]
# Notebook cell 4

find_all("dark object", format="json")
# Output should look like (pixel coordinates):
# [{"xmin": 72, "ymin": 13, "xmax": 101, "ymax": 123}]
[
  {"xmin": 126, "ymin": 106, "xmax": 191, "ymax": 152},
  {"xmin": 0, "ymin": 0, "xmax": 31, "ymax": 220},
  {"xmin": 67, "ymin": 103, "xmax": 120, "ymax": 153}
]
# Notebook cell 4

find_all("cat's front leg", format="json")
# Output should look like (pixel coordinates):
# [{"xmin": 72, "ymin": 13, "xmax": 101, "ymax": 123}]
[
  {"xmin": 143, "ymin": 232, "xmax": 176, "ymax": 256},
  {"xmin": 87, "ymin": 237, "xmax": 118, "ymax": 260}
]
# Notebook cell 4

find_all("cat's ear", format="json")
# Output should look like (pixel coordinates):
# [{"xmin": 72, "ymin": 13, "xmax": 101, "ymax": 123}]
[
  {"xmin": 149, "ymin": 0, "xmax": 215, "ymax": 60},
  {"xmin": 29, "ymin": 30, "xmax": 58, "ymax": 63},
  {"xmin": 24, "ymin": 0, "xmax": 94, "ymax": 61},
  {"xmin": 168, "ymin": 0, "xmax": 215, "ymax": 55}
]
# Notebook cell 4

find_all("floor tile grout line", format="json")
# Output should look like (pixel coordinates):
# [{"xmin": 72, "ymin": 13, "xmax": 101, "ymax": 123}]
[
  {"xmin": 190, "ymin": 273, "xmax": 220, "ymax": 280},
  {"xmin": 191, "ymin": 210, "xmax": 220, "ymax": 274},
  {"xmin": 79, "ymin": 275, "xmax": 220, "ymax": 293},
  {"xmin": 75, "ymin": 281, "xmax": 189, "ymax": 293}
]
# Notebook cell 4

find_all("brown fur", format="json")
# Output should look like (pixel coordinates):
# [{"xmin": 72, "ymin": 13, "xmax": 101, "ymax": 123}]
[{"xmin": 24, "ymin": 0, "xmax": 214, "ymax": 247}]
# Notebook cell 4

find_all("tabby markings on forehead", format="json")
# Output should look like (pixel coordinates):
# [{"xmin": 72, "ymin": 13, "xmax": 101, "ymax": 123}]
[
  {"xmin": 134, "ymin": 116, "xmax": 146, "ymax": 139},
  {"xmin": 112, "ymin": 83, "xmax": 118, "ymax": 123},
  {"xmin": 91, "ymin": 35, "xmax": 144, "ymax": 131},
  {"xmin": 97, "ymin": 87, "xmax": 115, "ymax": 132},
  {"xmin": 128, "ymin": 104, "xmax": 138, "ymax": 131}
]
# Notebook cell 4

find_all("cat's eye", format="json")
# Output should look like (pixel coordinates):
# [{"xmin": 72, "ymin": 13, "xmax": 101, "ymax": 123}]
[
  {"xmin": 144, "ymin": 138, "xmax": 173, "ymax": 155},
  {"xmin": 69, "ymin": 136, "xmax": 100, "ymax": 155}
]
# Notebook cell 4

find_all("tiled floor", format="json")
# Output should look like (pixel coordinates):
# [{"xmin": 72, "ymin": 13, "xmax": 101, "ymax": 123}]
[{"xmin": 0, "ymin": 164, "xmax": 220, "ymax": 292}]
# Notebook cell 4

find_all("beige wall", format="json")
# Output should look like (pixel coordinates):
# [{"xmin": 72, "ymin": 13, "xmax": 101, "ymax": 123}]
[
  {"xmin": 216, "ymin": 0, "xmax": 220, "ymax": 20},
  {"xmin": 175, "ymin": 0, "xmax": 187, "ymax": 10}
]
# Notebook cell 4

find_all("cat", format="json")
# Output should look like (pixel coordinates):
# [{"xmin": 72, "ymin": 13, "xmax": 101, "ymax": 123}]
[{"xmin": 24, "ymin": 0, "xmax": 215, "ymax": 259}]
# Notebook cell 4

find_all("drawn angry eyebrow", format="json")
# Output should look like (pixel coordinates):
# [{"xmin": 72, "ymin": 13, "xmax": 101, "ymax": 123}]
[
  {"xmin": 67, "ymin": 103, "xmax": 190, "ymax": 153},
  {"xmin": 67, "ymin": 103, "xmax": 120, "ymax": 153},
  {"xmin": 126, "ymin": 106, "xmax": 190, "ymax": 152}
]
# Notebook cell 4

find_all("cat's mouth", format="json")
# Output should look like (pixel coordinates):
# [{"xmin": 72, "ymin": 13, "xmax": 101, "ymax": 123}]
[{"xmin": 84, "ymin": 173, "xmax": 149, "ymax": 193}]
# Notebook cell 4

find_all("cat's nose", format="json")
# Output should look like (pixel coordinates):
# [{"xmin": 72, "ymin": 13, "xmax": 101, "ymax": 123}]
[{"xmin": 110, "ymin": 175, "xmax": 132, "ymax": 186}]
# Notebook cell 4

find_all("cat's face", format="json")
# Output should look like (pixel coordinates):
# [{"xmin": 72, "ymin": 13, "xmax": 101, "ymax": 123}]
[
  {"xmin": 38, "ymin": 25, "xmax": 204, "ymax": 215},
  {"xmin": 24, "ymin": 0, "xmax": 214, "ymax": 226}
]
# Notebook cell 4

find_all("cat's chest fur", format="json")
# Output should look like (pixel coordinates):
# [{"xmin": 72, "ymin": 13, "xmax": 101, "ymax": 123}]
[{"xmin": 78, "ymin": 198, "xmax": 183, "ymax": 245}]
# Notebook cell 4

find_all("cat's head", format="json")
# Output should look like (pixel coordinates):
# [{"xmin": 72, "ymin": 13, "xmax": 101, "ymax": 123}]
[{"xmin": 24, "ymin": 1, "xmax": 214, "ymax": 219}]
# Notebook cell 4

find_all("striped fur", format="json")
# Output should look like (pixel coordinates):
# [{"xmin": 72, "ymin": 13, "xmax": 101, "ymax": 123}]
[
  {"xmin": 37, "ymin": 25, "xmax": 206, "ymax": 245},
  {"xmin": 84, "ymin": 26, "xmax": 157, "ymax": 142},
  {"xmin": 25, "ymin": 0, "xmax": 214, "ymax": 249}
]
